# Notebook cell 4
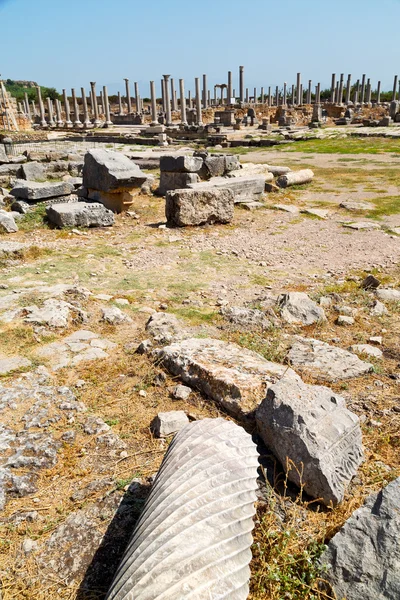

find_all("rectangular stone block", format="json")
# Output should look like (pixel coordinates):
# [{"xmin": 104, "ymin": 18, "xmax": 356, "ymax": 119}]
[
  {"xmin": 46, "ymin": 202, "xmax": 114, "ymax": 228},
  {"xmin": 87, "ymin": 189, "xmax": 136, "ymax": 213},
  {"xmin": 159, "ymin": 155, "xmax": 203, "ymax": 173},
  {"xmin": 10, "ymin": 179, "xmax": 74, "ymax": 201},
  {"xmin": 165, "ymin": 188, "xmax": 234, "ymax": 227},
  {"xmin": 83, "ymin": 149, "xmax": 147, "ymax": 192},
  {"xmin": 188, "ymin": 176, "xmax": 265, "ymax": 203},
  {"xmin": 158, "ymin": 172, "xmax": 200, "ymax": 196}
]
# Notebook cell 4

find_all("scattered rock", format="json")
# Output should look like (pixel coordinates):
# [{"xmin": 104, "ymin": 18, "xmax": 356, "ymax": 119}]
[
  {"xmin": 273, "ymin": 204, "xmax": 299, "ymax": 214},
  {"xmin": 376, "ymin": 288, "xmax": 400, "ymax": 302},
  {"xmin": 337, "ymin": 315, "xmax": 355, "ymax": 326},
  {"xmin": 276, "ymin": 169, "xmax": 314, "ymax": 188},
  {"xmin": 171, "ymin": 384, "xmax": 192, "ymax": 400},
  {"xmin": 83, "ymin": 417, "xmax": 110, "ymax": 435},
  {"xmin": 350, "ymin": 344, "xmax": 383, "ymax": 359},
  {"xmin": 0, "ymin": 210, "xmax": 18, "ymax": 233},
  {"xmin": 136, "ymin": 339, "xmax": 153, "ymax": 354},
  {"xmin": 83, "ymin": 149, "xmax": 148, "ymax": 192},
  {"xmin": 166, "ymin": 188, "xmax": 234, "ymax": 227},
  {"xmin": 159, "ymin": 155, "xmax": 203, "ymax": 173},
  {"xmin": 278, "ymin": 292, "xmax": 326, "ymax": 325},
  {"xmin": 370, "ymin": 300, "xmax": 388, "ymax": 316},
  {"xmin": 301, "ymin": 208, "xmax": 330, "ymax": 219},
  {"xmin": 340, "ymin": 201, "xmax": 375, "ymax": 211},
  {"xmin": 24, "ymin": 299, "xmax": 72, "ymax": 328},
  {"xmin": 151, "ymin": 410, "xmax": 189, "ymax": 437},
  {"xmin": 361, "ymin": 274, "xmax": 380, "ymax": 289},
  {"xmin": 220, "ymin": 306, "xmax": 271, "ymax": 329},
  {"xmin": 101, "ymin": 306, "xmax": 131, "ymax": 325},
  {"xmin": 19, "ymin": 162, "xmax": 45, "ymax": 181},
  {"xmin": 0, "ymin": 355, "xmax": 31, "ymax": 375},
  {"xmin": 343, "ymin": 221, "xmax": 381, "ymax": 231},
  {"xmin": 46, "ymin": 202, "xmax": 115, "ymax": 228},
  {"xmin": 145, "ymin": 312, "xmax": 187, "ymax": 345},
  {"xmin": 10, "ymin": 179, "xmax": 74, "ymax": 201}
]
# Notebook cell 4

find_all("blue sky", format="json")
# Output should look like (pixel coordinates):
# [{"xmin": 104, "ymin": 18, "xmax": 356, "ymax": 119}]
[{"xmin": 1, "ymin": 0, "xmax": 400, "ymax": 97}]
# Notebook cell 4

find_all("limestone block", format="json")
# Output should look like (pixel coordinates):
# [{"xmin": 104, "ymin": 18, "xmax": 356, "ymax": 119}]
[
  {"xmin": 267, "ymin": 165, "xmax": 291, "ymax": 176},
  {"xmin": 256, "ymin": 374, "xmax": 363, "ymax": 505},
  {"xmin": 151, "ymin": 411, "xmax": 189, "ymax": 437},
  {"xmin": 87, "ymin": 188, "xmax": 136, "ymax": 213},
  {"xmin": 165, "ymin": 188, "xmax": 234, "ymax": 226},
  {"xmin": 0, "ymin": 355, "xmax": 31, "ymax": 375},
  {"xmin": 0, "ymin": 145, "xmax": 9, "ymax": 165},
  {"xmin": 46, "ymin": 202, "xmax": 114, "ymax": 228},
  {"xmin": 106, "ymin": 418, "xmax": 259, "ymax": 600},
  {"xmin": 83, "ymin": 149, "xmax": 147, "ymax": 192},
  {"xmin": 158, "ymin": 172, "xmax": 200, "ymax": 196},
  {"xmin": 321, "ymin": 477, "xmax": 400, "ymax": 599},
  {"xmin": 19, "ymin": 162, "xmax": 45, "ymax": 181},
  {"xmin": 159, "ymin": 155, "xmax": 203, "ymax": 173},
  {"xmin": 10, "ymin": 179, "xmax": 74, "ymax": 201},
  {"xmin": 276, "ymin": 169, "xmax": 314, "ymax": 188},
  {"xmin": 224, "ymin": 155, "xmax": 241, "ymax": 172},
  {"xmin": 188, "ymin": 175, "xmax": 265, "ymax": 203},
  {"xmin": 203, "ymin": 155, "xmax": 226, "ymax": 177},
  {"xmin": 375, "ymin": 288, "xmax": 400, "ymax": 302},
  {"xmin": 278, "ymin": 292, "xmax": 326, "ymax": 325},
  {"xmin": 0, "ymin": 210, "xmax": 18, "ymax": 233}
]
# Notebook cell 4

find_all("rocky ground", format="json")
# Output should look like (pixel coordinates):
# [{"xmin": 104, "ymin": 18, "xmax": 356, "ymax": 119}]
[{"xmin": 0, "ymin": 134, "xmax": 399, "ymax": 599}]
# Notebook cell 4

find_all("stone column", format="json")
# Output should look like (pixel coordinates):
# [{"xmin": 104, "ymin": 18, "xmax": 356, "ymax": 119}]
[
  {"xmin": 213, "ymin": 86, "xmax": 217, "ymax": 105},
  {"xmin": 134, "ymin": 82, "xmax": 140, "ymax": 113},
  {"xmin": 179, "ymin": 79, "xmax": 187, "ymax": 126},
  {"xmin": 291, "ymin": 84, "xmax": 295, "ymax": 105},
  {"xmin": 392, "ymin": 75, "xmax": 398, "ymax": 101},
  {"xmin": 150, "ymin": 80, "xmax": 158, "ymax": 125},
  {"xmin": 195, "ymin": 77, "xmax": 203, "ymax": 126},
  {"xmin": 360, "ymin": 74, "xmax": 366, "ymax": 104},
  {"xmin": 245, "ymin": 88, "xmax": 249, "ymax": 103},
  {"xmin": 338, "ymin": 73, "xmax": 344, "ymax": 104},
  {"xmin": 81, "ymin": 87, "xmax": 91, "ymax": 127},
  {"xmin": 299, "ymin": 84, "xmax": 303, "ymax": 105},
  {"xmin": 253, "ymin": 87, "xmax": 257, "ymax": 103},
  {"xmin": 296, "ymin": 72, "xmax": 301, "ymax": 105},
  {"xmin": 118, "ymin": 92, "xmax": 123, "ymax": 115},
  {"xmin": 376, "ymin": 80, "xmax": 381, "ymax": 104},
  {"xmin": 330, "ymin": 73, "xmax": 336, "ymax": 102},
  {"xmin": 163, "ymin": 75, "xmax": 172, "ymax": 126},
  {"xmin": 202, "ymin": 74, "xmax": 208, "ymax": 108},
  {"xmin": 233, "ymin": 88, "xmax": 236, "ymax": 99},
  {"xmin": 24, "ymin": 93, "xmax": 31, "ymax": 119},
  {"xmin": 124, "ymin": 78, "xmax": 132, "ymax": 113},
  {"xmin": 46, "ymin": 97, "xmax": 55, "ymax": 127},
  {"xmin": 366, "ymin": 79, "xmax": 372, "ymax": 104},
  {"xmin": 207, "ymin": 90, "xmax": 211, "ymax": 106},
  {"xmin": 261, "ymin": 86, "xmax": 264, "ymax": 103},
  {"xmin": 171, "ymin": 78, "xmax": 177, "ymax": 111},
  {"xmin": 307, "ymin": 80, "xmax": 312, "ymax": 104},
  {"xmin": 239, "ymin": 66, "xmax": 244, "ymax": 103},
  {"xmin": 275, "ymin": 86, "xmax": 279, "ymax": 106},
  {"xmin": 36, "ymin": 86, "xmax": 47, "ymax": 127},
  {"xmin": 268, "ymin": 86, "xmax": 271, "ymax": 106},
  {"xmin": 71, "ymin": 89, "xmax": 82, "ymax": 127},
  {"xmin": 345, "ymin": 74, "xmax": 352, "ymax": 104},
  {"xmin": 354, "ymin": 80, "xmax": 360, "ymax": 104},
  {"xmin": 281, "ymin": 82, "xmax": 286, "ymax": 106},
  {"xmin": 334, "ymin": 82, "xmax": 339, "ymax": 103},
  {"xmin": 99, "ymin": 91, "xmax": 104, "ymax": 114},
  {"xmin": 90, "ymin": 82, "xmax": 101, "ymax": 126},
  {"xmin": 227, "ymin": 71, "xmax": 232, "ymax": 103},
  {"xmin": 188, "ymin": 90, "xmax": 192, "ymax": 108},
  {"xmin": 31, "ymin": 100, "xmax": 37, "ymax": 117},
  {"xmin": 316, "ymin": 83, "xmax": 321, "ymax": 105},
  {"xmin": 55, "ymin": 99, "xmax": 63, "ymax": 127},
  {"xmin": 161, "ymin": 78, "xmax": 166, "ymax": 112}
]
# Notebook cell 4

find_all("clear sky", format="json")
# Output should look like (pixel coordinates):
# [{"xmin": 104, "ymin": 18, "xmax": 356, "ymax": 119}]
[{"xmin": 1, "ymin": 0, "xmax": 400, "ymax": 97}]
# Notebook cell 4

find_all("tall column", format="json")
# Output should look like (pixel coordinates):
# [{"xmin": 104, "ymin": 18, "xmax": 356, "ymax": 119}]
[
  {"xmin": 296, "ymin": 72, "xmax": 301, "ymax": 105},
  {"xmin": 307, "ymin": 80, "xmax": 312, "ymax": 104},
  {"xmin": 171, "ymin": 78, "xmax": 177, "ymax": 111},
  {"xmin": 376, "ymin": 80, "xmax": 381, "ymax": 104},
  {"xmin": 291, "ymin": 84, "xmax": 295, "ymax": 105},
  {"xmin": 102, "ymin": 85, "xmax": 112, "ymax": 126},
  {"xmin": 118, "ymin": 92, "xmax": 123, "ymax": 115},
  {"xmin": 207, "ymin": 90, "xmax": 210, "ymax": 106},
  {"xmin": 36, "ymin": 86, "xmax": 47, "ymax": 127},
  {"xmin": 55, "ymin": 99, "xmax": 63, "ymax": 127},
  {"xmin": 245, "ymin": 88, "xmax": 249, "ymax": 103},
  {"xmin": 163, "ymin": 75, "xmax": 172, "ymax": 126},
  {"xmin": 261, "ymin": 86, "xmax": 264, "ymax": 103},
  {"xmin": 354, "ymin": 80, "xmax": 360, "ymax": 104},
  {"xmin": 283, "ymin": 82, "xmax": 287, "ymax": 105},
  {"xmin": 124, "ymin": 78, "xmax": 132, "ymax": 113},
  {"xmin": 134, "ymin": 82, "xmax": 140, "ymax": 112},
  {"xmin": 233, "ymin": 88, "xmax": 236, "ymax": 99},
  {"xmin": 338, "ymin": 73, "xmax": 344, "ymax": 104},
  {"xmin": 316, "ymin": 83, "xmax": 321, "ymax": 105},
  {"xmin": 253, "ymin": 87, "xmax": 257, "ymax": 103},
  {"xmin": 330, "ymin": 73, "xmax": 336, "ymax": 102},
  {"xmin": 334, "ymin": 82, "xmax": 339, "ymax": 103},
  {"xmin": 161, "ymin": 78, "xmax": 166, "ymax": 112},
  {"xmin": 71, "ymin": 88, "xmax": 81, "ymax": 127},
  {"xmin": 299, "ymin": 83, "xmax": 303, "ymax": 105},
  {"xmin": 366, "ymin": 79, "xmax": 372, "ymax": 104},
  {"xmin": 31, "ymin": 100, "xmax": 37, "ymax": 117},
  {"xmin": 268, "ymin": 86, "xmax": 271, "ymax": 106},
  {"xmin": 392, "ymin": 75, "xmax": 398, "ymax": 101},
  {"xmin": 179, "ymin": 78, "xmax": 187, "ymax": 126},
  {"xmin": 150, "ymin": 80, "xmax": 158, "ymax": 125},
  {"xmin": 220, "ymin": 86, "xmax": 224, "ymax": 105},
  {"xmin": 195, "ymin": 77, "xmax": 203, "ymax": 126},
  {"xmin": 46, "ymin": 97, "xmax": 55, "ymax": 127},
  {"xmin": 227, "ymin": 71, "xmax": 232, "ymax": 103},
  {"xmin": 275, "ymin": 85, "xmax": 279, "ymax": 106},
  {"xmin": 345, "ymin": 74, "xmax": 352, "ymax": 104},
  {"xmin": 239, "ymin": 66, "xmax": 244, "ymax": 103},
  {"xmin": 24, "ymin": 92, "xmax": 31, "ymax": 120},
  {"xmin": 213, "ymin": 86, "xmax": 217, "ymax": 105},
  {"xmin": 81, "ymin": 87, "xmax": 91, "ymax": 127},
  {"xmin": 360, "ymin": 74, "xmax": 366, "ymax": 104},
  {"xmin": 188, "ymin": 90, "xmax": 191, "ymax": 108},
  {"xmin": 202, "ymin": 74, "xmax": 208, "ymax": 108},
  {"xmin": 90, "ymin": 82, "xmax": 101, "ymax": 126}
]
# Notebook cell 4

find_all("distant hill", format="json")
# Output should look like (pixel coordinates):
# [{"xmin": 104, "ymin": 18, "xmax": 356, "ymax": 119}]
[{"xmin": 4, "ymin": 79, "xmax": 60, "ymax": 102}]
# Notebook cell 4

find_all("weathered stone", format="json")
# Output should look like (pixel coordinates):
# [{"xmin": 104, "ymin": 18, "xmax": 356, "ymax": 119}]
[
  {"xmin": 19, "ymin": 162, "xmax": 45, "ymax": 181},
  {"xmin": 370, "ymin": 299, "xmax": 388, "ymax": 316},
  {"xmin": 145, "ymin": 312, "xmax": 187, "ymax": 345},
  {"xmin": 106, "ymin": 418, "xmax": 258, "ymax": 600},
  {"xmin": 278, "ymin": 292, "xmax": 326, "ymax": 325},
  {"xmin": 343, "ymin": 221, "xmax": 381, "ymax": 230},
  {"xmin": 158, "ymin": 172, "xmax": 200, "ymax": 196},
  {"xmin": 288, "ymin": 337, "xmax": 373, "ymax": 382},
  {"xmin": 0, "ymin": 355, "xmax": 31, "ymax": 376},
  {"xmin": 0, "ymin": 210, "xmax": 18, "ymax": 233},
  {"xmin": 171, "ymin": 384, "xmax": 192, "ymax": 400},
  {"xmin": 151, "ymin": 410, "xmax": 189, "ymax": 437},
  {"xmin": 188, "ymin": 175, "xmax": 265, "ymax": 203},
  {"xmin": 0, "ymin": 145, "xmax": 9, "ymax": 164},
  {"xmin": 155, "ymin": 337, "xmax": 297, "ymax": 419},
  {"xmin": 276, "ymin": 169, "xmax": 314, "ymax": 188},
  {"xmin": 0, "ymin": 163, "xmax": 19, "ymax": 176},
  {"xmin": 376, "ymin": 288, "xmax": 400, "ymax": 302},
  {"xmin": 350, "ymin": 344, "xmax": 383, "ymax": 358},
  {"xmin": 136, "ymin": 339, "xmax": 153, "ymax": 354},
  {"xmin": 321, "ymin": 477, "xmax": 400, "ymax": 599},
  {"xmin": 361, "ymin": 274, "xmax": 380, "ymax": 289},
  {"xmin": 10, "ymin": 200, "xmax": 31, "ymax": 214},
  {"xmin": 340, "ymin": 201, "xmax": 375, "ymax": 211},
  {"xmin": 101, "ymin": 306, "xmax": 131, "ymax": 325},
  {"xmin": 46, "ymin": 202, "xmax": 114, "ymax": 228},
  {"xmin": 10, "ymin": 179, "xmax": 74, "ymax": 201},
  {"xmin": 165, "ymin": 188, "xmax": 234, "ymax": 226},
  {"xmin": 83, "ymin": 416, "xmax": 110, "ymax": 435},
  {"xmin": 24, "ymin": 299, "xmax": 71, "ymax": 328},
  {"xmin": 159, "ymin": 155, "xmax": 203, "ymax": 173},
  {"xmin": 82, "ymin": 149, "xmax": 147, "ymax": 192},
  {"xmin": 267, "ymin": 165, "xmax": 291, "ymax": 175},
  {"xmin": 337, "ymin": 315, "xmax": 355, "ymax": 325},
  {"xmin": 203, "ymin": 155, "xmax": 226, "ymax": 177},
  {"xmin": 256, "ymin": 374, "xmax": 363, "ymax": 504},
  {"xmin": 301, "ymin": 208, "xmax": 330, "ymax": 219},
  {"xmin": 273, "ymin": 204, "xmax": 299, "ymax": 214},
  {"xmin": 220, "ymin": 306, "xmax": 271, "ymax": 329}
]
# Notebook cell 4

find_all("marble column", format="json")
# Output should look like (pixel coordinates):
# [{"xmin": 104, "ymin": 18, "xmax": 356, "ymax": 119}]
[
  {"xmin": 376, "ymin": 80, "xmax": 381, "ymax": 104},
  {"xmin": 188, "ymin": 90, "xmax": 192, "ymax": 108},
  {"xmin": 134, "ymin": 82, "xmax": 140, "ymax": 113},
  {"xmin": 24, "ymin": 93, "xmax": 31, "ymax": 119},
  {"xmin": 316, "ymin": 83, "xmax": 321, "ymax": 105},
  {"xmin": 31, "ymin": 100, "xmax": 37, "ymax": 117},
  {"xmin": 150, "ymin": 80, "xmax": 158, "ymax": 125},
  {"xmin": 345, "ymin": 74, "xmax": 352, "ymax": 104},
  {"xmin": 291, "ymin": 84, "xmax": 295, "ymax": 105},
  {"xmin": 213, "ymin": 86, "xmax": 217, "ymax": 105},
  {"xmin": 296, "ymin": 72, "xmax": 301, "ymax": 105},
  {"xmin": 233, "ymin": 88, "xmax": 236, "ymax": 99},
  {"xmin": 299, "ymin": 83, "xmax": 303, "ymax": 105},
  {"xmin": 81, "ymin": 87, "xmax": 91, "ymax": 127},
  {"xmin": 124, "ymin": 78, "xmax": 132, "ymax": 113},
  {"xmin": 354, "ymin": 80, "xmax": 360, "ymax": 104},
  {"xmin": 36, "ymin": 86, "xmax": 47, "ymax": 127},
  {"xmin": 195, "ymin": 77, "xmax": 203, "ymax": 126},
  {"xmin": 275, "ymin": 86, "xmax": 279, "ymax": 106},
  {"xmin": 71, "ymin": 88, "xmax": 81, "ymax": 127},
  {"xmin": 202, "ymin": 74, "xmax": 208, "ymax": 108},
  {"xmin": 99, "ymin": 91, "xmax": 104, "ymax": 113},
  {"xmin": 253, "ymin": 87, "xmax": 257, "ymax": 103},
  {"xmin": 171, "ymin": 78, "xmax": 177, "ymax": 111},
  {"xmin": 334, "ymin": 82, "xmax": 339, "ymax": 103},
  {"xmin": 261, "ymin": 87, "xmax": 264, "ymax": 103},
  {"xmin": 55, "ymin": 99, "xmax": 63, "ymax": 127},
  {"xmin": 268, "ymin": 86, "xmax": 271, "ymax": 106},
  {"xmin": 207, "ymin": 90, "xmax": 210, "ymax": 106},
  {"xmin": 161, "ymin": 78, "xmax": 166, "ymax": 112},
  {"xmin": 227, "ymin": 71, "xmax": 232, "ymax": 103},
  {"xmin": 90, "ymin": 82, "xmax": 101, "ymax": 126},
  {"xmin": 360, "ymin": 74, "xmax": 366, "ymax": 104},
  {"xmin": 330, "ymin": 73, "xmax": 336, "ymax": 102},
  {"xmin": 103, "ymin": 85, "xmax": 113, "ymax": 126},
  {"xmin": 163, "ymin": 75, "xmax": 172, "ymax": 126},
  {"xmin": 46, "ymin": 97, "xmax": 55, "ymax": 127},
  {"xmin": 307, "ymin": 80, "xmax": 312, "ymax": 104},
  {"xmin": 283, "ymin": 82, "xmax": 287, "ymax": 105},
  {"xmin": 245, "ymin": 88, "xmax": 249, "ymax": 103},
  {"xmin": 338, "ymin": 73, "xmax": 344, "ymax": 104},
  {"xmin": 366, "ymin": 79, "xmax": 372, "ymax": 104},
  {"xmin": 392, "ymin": 75, "xmax": 398, "ymax": 101},
  {"xmin": 239, "ymin": 66, "xmax": 244, "ymax": 103},
  {"xmin": 118, "ymin": 92, "xmax": 123, "ymax": 115},
  {"xmin": 179, "ymin": 79, "xmax": 187, "ymax": 126}
]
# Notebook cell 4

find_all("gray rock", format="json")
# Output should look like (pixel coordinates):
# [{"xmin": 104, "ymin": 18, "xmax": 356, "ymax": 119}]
[
  {"xmin": 376, "ymin": 288, "xmax": 400, "ymax": 302},
  {"xmin": 321, "ymin": 477, "xmax": 400, "ymax": 599},
  {"xmin": 288, "ymin": 337, "xmax": 373, "ymax": 382},
  {"xmin": 340, "ymin": 201, "xmax": 375, "ymax": 211},
  {"xmin": 22, "ymin": 538, "xmax": 38, "ymax": 554},
  {"xmin": 273, "ymin": 204, "xmax": 299, "ymax": 214},
  {"xmin": 10, "ymin": 199, "xmax": 32, "ymax": 214},
  {"xmin": 136, "ymin": 339, "xmax": 153, "ymax": 354},
  {"xmin": 223, "ymin": 155, "xmax": 241, "ymax": 172},
  {"xmin": 350, "ymin": 344, "xmax": 383, "ymax": 359},
  {"xmin": 188, "ymin": 175, "xmax": 265, "ymax": 203},
  {"xmin": 151, "ymin": 410, "xmax": 189, "ymax": 437},
  {"xmin": 0, "ymin": 163, "xmax": 19, "ymax": 176},
  {"xmin": 203, "ymin": 155, "xmax": 226, "ymax": 177},
  {"xmin": 106, "ymin": 418, "xmax": 259, "ymax": 600},
  {"xmin": 370, "ymin": 300, "xmax": 388, "ymax": 316},
  {"xmin": 0, "ymin": 210, "xmax": 18, "ymax": 233},
  {"xmin": 159, "ymin": 155, "xmax": 203, "ymax": 173},
  {"xmin": 158, "ymin": 171, "xmax": 200, "ymax": 196},
  {"xmin": 83, "ymin": 416, "xmax": 110, "ymax": 435},
  {"xmin": 171, "ymin": 384, "xmax": 192, "ymax": 400},
  {"xmin": 155, "ymin": 337, "xmax": 297, "ymax": 420},
  {"xmin": 46, "ymin": 202, "xmax": 115, "ymax": 228},
  {"xmin": 343, "ymin": 221, "xmax": 381, "ymax": 231},
  {"xmin": 19, "ymin": 162, "xmax": 45, "ymax": 181},
  {"xmin": 83, "ymin": 149, "xmax": 147, "ymax": 192},
  {"xmin": 0, "ymin": 144, "xmax": 9, "ymax": 164},
  {"xmin": 220, "ymin": 306, "xmax": 271, "ymax": 329},
  {"xmin": 165, "ymin": 188, "xmax": 234, "ymax": 227},
  {"xmin": 145, "ymin": 312, "xmax": 187, "ymax": 345},
  {"xmin": 101, "ymin": 306, "xmax": 131, "ymax": 325},
  {"xmin": 337, "ymin": 315, "xmax": 355, "ymax": 325},
  {"xmin": 276, "ymin": 169, "xmax": 314, "ymax": 188},
  {"xmin": 24, "ymin": 299, "xmax": 71, "ymax": 328},
  {"xmin": 361, "ymin": 274, "xmax": 380, "ymax": 289},
  {"xmin": 278, "ymin": 292, "xmax": 326, "ymax": 325},
  {"xmin": 301, "ymin": 207, "xmax": 330, "ymax": 219},
  {"xmin": 267, "ymin": 165, "xmax": 291, "ymax": 175},
  {"xmin": 10, "ymin": 179, "xmax": 74, "ymax": 200},
  {"xmin": 0, "ymin": 355, "xmax": 31, "ymax": 375},
  {"xmin": 256, "ymin": 374, "xmax": 363, "ymax": 505}
]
